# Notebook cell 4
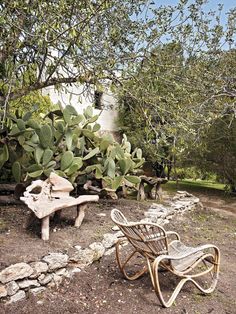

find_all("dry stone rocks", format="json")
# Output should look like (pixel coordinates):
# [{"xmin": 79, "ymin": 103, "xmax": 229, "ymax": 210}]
[
  {"xmin": 18, "ymin": 279, "xmax": 40, "ymax": 289},
  {"xmin": 42, "ymin": 253, "xmax": 69, "ymax": 271},
  {"xmin": 7, "ymin": 290, "xmax": 26, "ymax": 304},
  {"xmin": 0, "ymin": 263, "xmax": 33, "ymax": 284},
  {"xmin": 5, "ymin": 281, "xmax": 19, "ymax": 296},
  {"xmin": 143, "ymin": 191, "xmax": 201, "ymax": 225},
  {"xmin": 102, "ymin": 231, "xmax": 123, "ymax": 249},
  {"xmin": 29, "ymin": 261, "xmax": 48, "ymax": 278},
  {"xmin": 38, "ymin": 274, "xmax": 53, "ymax": 285},
  {"xmin": 30, "ymin": 287, "xmax": 46, "ymax": 295},
  {"xmin": 89, "ymin": 242, "xmax": 106, "ymax": 261},
  {"xmin": 0, "ymin": 284, "xmax": 7, "ymax": 298}
]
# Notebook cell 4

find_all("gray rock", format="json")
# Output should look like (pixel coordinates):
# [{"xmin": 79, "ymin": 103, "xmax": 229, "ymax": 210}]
[
  {"xmin": 55, "ymin": 268, "xmax": 68, "ymax": 277},
  {"xmin": 38, "ymin": 274, "xmax": 53, "ymax": 285},
  {"xmin": 166, "ymin": 215, "xmax": 174, "ymax": 220},
  {"xmin": 0, "ymin": 284, "xmax": 7, "ymax": 298},
  {"xmin": 29, "ymin": 261, "xmax": 48, "ymax": 278},
  {"xmin": 18, "ymin": 279, "xmax": 40, "ymax": 289},
  {"xmin": 102, "ymin": 233, "xmax": 119, "ymax": 249},
  {"xmin": 89, "ymin": 242, "xmax": 105, "ymax": 261},
  {"xmin": 7, "ymin": 290, "xmax": 26, "ymax": 303},
  {"xmin": 42, "ymin": 253, "xmax": 69, "ymax": 271},
  {"xmin": 96, "ymin": 213, "xmax": 106, "ymax": 217},
  {"xmin": 104, "ymin": 247, "xmax": 115, "ymax": 256},
  {"xmin": 74, "ymin": 245, "xmax": 82, "ymax": 251},
  {"xmin": 145, "ymin": 211, "xmax": 165, "ymax": 218},
  {"xmin": 6, "ymin": 281, "xmax": 19, "ymax": 296},
  {"xmin": 0, "ymin": 263, "xmax": 33, "ymax": 284},
  {"xmin": 30, "ymin": 287, "xmax": 46, "ymax": 295},
  {"xmin": 111, "ymin": 225, "xmax": 120, "ymax": 231},
  {"xmin": 70, "ymin": 248, "xmax": 95, "ymax": 266},
  {"xmin": 52, "ymin": 274, "xmax": 63, "ymax": 287},
  {"xmin": 69, "ymin": 267, "xmax": 81, "ymax": 275},
  {"xmin": 47, "ymin": 274, "xmax": 62, "ymax": 288}
]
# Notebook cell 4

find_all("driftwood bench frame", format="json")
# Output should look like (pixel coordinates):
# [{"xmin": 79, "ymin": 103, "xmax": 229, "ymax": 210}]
[
  {"xmin": 20, "ymin": 173, "xmax": 99, "ymax": 240},
  {"xmin": 137, "ymin": 176, "xmax": 167, "ymax": 201}
]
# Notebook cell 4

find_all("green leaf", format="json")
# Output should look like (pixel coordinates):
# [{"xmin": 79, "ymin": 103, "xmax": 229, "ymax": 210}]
[
  {"xmin": 124, "ymin": 175, "xmax": 141, "ymax": 185},
  {"xmin": 35, "ymin": 146, "xmax": 44, "ymax": 164},
  {"xmin": 65, "ymin": 163, "xmax": 80, "ymax": 176},
  {"xmin": 56, "ymin": 121, "xmax": 65, "ymax": 133},
  {"xmin": 87, "ymin": 115, "xmax": 99, "ymax": 124},
  {"xmin": 22, "ymin": 112, "xmax": 32, "ymax": 121},
  {"xmin": 63, "ymin": 105, "xmax": 78, "ymax": 125},
  {"xmin": 30, "ymin": 133, "xmax": 39, "ymax": 144},
  {"xmin": 73, "ymin": 157, "xmax": 83, "ymax": 168},
  {"xmin": 106, "ymin": 157, "xmax": 116, "ymax": 178},
  {"xmin": 100, "ymin": 139, "xmax": 110, "ymax": 151},
  {"xmin": 42, "ymin": 148, "xmax": 53, "ymax": 166},
  {"xmin": 12, "ymin": 161, "xmax": 21, "ymax": 183},
  {"xmin": 27, "ymin": 119, "xmax": 40, "ymax": 130},
  {"xmin": 55, "ymin": 170, "xmax": 66, "ymax": 177},
  {"xmin": 43, "ymin": 168, "xmax": 54, "ymax": 177},
  {"xmin": 28, "ymin": 169, "xmax": 44, "ymax": 178},
  {"xmin": 8, "ymin": 126, "xmax": 21, "ymax": 136},
  {"xmin": 82, "ymin": 129, "xmax": 94, "ymax": 139},
  {"xmin": 83, "ymin": 147, "xmax": 99, "ymax": 160},
  {"xmin": 95, "ymin": 166, "xmax": 103, "ymax": 179},
  {"xmin": 65, "ymin": 129, "xmax": 73, "ymax": 150},
  {"xmin": 16, "ymin": 119, "xmax": 26, "ymax": 131},
  {"xmin": 23, "ymin": 144, "xmax": 35, "ymax": 152},
  {"xmin": 0, "ymin": 144, "xmax": 9, "ymax": 169},
  {"xmin": 18, "ymin": 135, "xmax": 25, "ymax": 146},
  {"xmin": 115, "ymin": 145, "xmax": 125, "ymax": 159},
  {"xmin": 39, "ymin": 124, "xmax": 53, "ymax": 148},
  {"xmin": 112, "ymin": 176, "xmax": 124, "ymax": 190},
  {"xmin": 93, "ymin": 123, "xmax": 101, "ymax": 132},
  {"xmin": 27, "ymin": 164, "xmax": 43, "ymax": 172},
  {"xmin": 61, "ymin": 151, "xmax": 74, "ymax": 171},
  {"xmin": 118, "ymin": 158, "xmax": 132, "ymax": 175},
  {"xmin": 136, "ymin": 148, "xmax": 142, "ymax": 159},
  {"xmin": 71, "ymin": 115, "xmax": 84, "ymax": 125},
  {"xmin": 84, "ymin": 106, "xmax": 93, "ymax": 118},
  {"xmin": 45, "ymin": 160, "xmax": 56, "ymax": 169},
  {"xmin": 64, "ymin": 105, "xmax": 78, "ymax": 116}
]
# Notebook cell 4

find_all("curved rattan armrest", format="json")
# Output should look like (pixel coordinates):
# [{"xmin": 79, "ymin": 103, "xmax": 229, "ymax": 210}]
[
  {"xmin": 156, "ymin": 243, "xmax": 220, "ymax": 262},
  {"xmin": 166, "ymin": 231, "xmax": 180, "ymax": 241}
]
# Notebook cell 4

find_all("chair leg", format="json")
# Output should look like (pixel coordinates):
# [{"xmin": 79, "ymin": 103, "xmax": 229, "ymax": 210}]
[
  {"xmin": 150, "ymin": 248, "xmax": 220, "ymax": 308},
  {"xmin": 115, "ymin": 240, "xmax": 147, "ymax": 280},
  {"xmin": 151, "ymin": 259, "xmax": 188, "ymax": 308}
]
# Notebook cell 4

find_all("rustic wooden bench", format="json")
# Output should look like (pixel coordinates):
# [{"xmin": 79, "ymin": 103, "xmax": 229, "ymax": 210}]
[
  {"xmin": 20, "ymin": 173, "xmax": 99, "ymax": 240},
  {"xmin": 137, "ymin": 176, "xmax": 168, "ymax": 201}
]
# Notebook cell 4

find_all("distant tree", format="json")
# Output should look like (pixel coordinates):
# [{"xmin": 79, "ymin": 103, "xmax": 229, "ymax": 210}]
[
  {"xmin": 185, "ymin": 115, "xmax": 236, "ymax": 192},
  {"xmin": 118, "ymin": 45, "xmax": 236, "ymax": 177}
]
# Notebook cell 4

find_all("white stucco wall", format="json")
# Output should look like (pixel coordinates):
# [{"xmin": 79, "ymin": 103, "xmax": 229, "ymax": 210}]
[{"xmin": 42, "ymin": 83, "xmax": 118, "ymax": 132}]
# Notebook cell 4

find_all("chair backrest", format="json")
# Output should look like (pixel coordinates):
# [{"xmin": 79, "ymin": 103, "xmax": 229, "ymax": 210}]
[{"xmin": 111, "ymin": 208, "xmax": 168, "ymax": 259}]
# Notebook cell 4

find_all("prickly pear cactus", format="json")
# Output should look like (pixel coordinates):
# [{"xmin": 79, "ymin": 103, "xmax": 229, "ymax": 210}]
[{"xmin": 0, "ymin": 105, "xmax": 145, "ymax": 194}]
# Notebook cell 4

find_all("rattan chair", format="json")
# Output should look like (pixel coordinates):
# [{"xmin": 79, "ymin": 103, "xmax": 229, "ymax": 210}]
[{"xmin": 111, "ymin": 208, "xmax": 220, "ymax": 308}]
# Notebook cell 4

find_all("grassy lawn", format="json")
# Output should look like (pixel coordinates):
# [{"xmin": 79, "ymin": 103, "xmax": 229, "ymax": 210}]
[{"xmin": 164, "ymin": 179, "xmax": 226, "ymax": 196}]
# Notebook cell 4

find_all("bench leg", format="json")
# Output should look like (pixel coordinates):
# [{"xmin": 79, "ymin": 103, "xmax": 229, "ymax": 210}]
[
  {"xmin": 75, "ymin": 204, "xmax": 86, "ymax": 228},
  {"xmin": 137, "ymin": 182, "xmax": 146, "ymax": 201},
  {"xmin": 155, "ymin": 183, "xmax": 163, "ymax": 201},
  {"xmin": 41, "ymin": 215, "xmax": 50, "ymax": 241}
]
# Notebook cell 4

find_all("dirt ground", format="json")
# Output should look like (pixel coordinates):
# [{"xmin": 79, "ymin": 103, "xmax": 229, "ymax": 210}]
[{"xmin": 0, "ymin": 191, "xmax": 236, "ymax": 314}]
